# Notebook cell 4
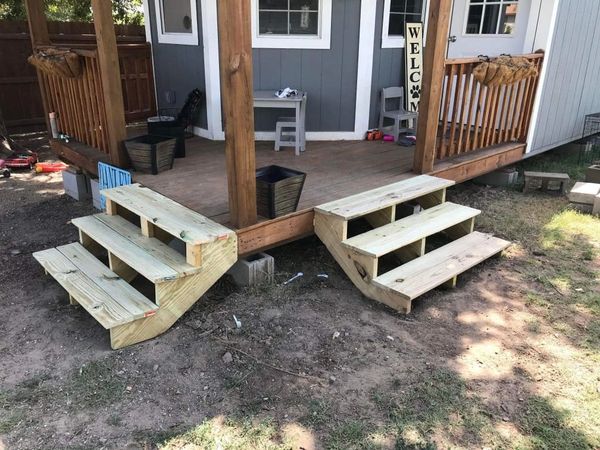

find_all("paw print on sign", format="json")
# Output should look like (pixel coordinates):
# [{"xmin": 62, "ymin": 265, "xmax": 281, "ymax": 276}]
[{"xmin": 410, "ymin": 85, "xmax": 421, "ymax": 99}]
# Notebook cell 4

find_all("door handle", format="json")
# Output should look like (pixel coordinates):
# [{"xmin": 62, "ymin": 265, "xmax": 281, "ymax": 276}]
[{"xmin": 448, "ymin": 35, "xmax": 457, "ymax": 43}]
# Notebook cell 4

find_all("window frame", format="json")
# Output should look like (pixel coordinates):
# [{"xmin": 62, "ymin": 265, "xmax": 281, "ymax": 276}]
[
  {"xmin": 382, "ymin": 0, "xmax": 428, "ymax": 49},
  {"xmin": 462, "ymin": 0, "xmax": 519, "ymax": 37},
  {"xmin": 154, "ymin": 0, "xmax": 199, "ymax": 46},
  {"xmin": 251, "ymin": 0, "xmax": 332, "ymax": 49}
]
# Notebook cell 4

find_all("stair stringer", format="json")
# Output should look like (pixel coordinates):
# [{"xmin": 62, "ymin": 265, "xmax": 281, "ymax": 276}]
[
  {"xmin": 314, "ymin": 213, "xmax": 412, "ymax": 314},
  {"xmin": 109, "ymin": 235, "xmax": 237, "ymax": 349}
]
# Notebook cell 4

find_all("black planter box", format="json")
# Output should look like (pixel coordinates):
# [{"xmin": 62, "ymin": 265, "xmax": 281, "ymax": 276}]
[
  {"xmin": 256, "ymin": 165, "xmax": 306, "ymax": 219},
  {"xmin": 124, "ymin": 134, "xmax": 176, "ymax": 175},
  {"xmin": 147, "ymin": 117, "xmax": 186, "ymax": 158}
]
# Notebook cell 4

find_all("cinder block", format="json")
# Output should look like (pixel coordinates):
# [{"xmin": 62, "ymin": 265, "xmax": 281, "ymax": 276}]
[
  {"xmin": 62, "ymin": 168, "xmax": 91, "ymax": 201},
  {"xmin": 568, "ymin": 182, "xmax": 600, "ymax": 205},
  {"xmin": 227, "ymin": 253, "xmax": 274, "ymax": 286},
  {"xmin": 474, "ymin": 168, "xmax": 518, "ymax": 187},
  {"xmin": 585, "ymin": 165, "xmax": 600, "ymax": 183},
  {"xmin": 90, "ymin": 178, "xmax": 102, "ymax": 210}
]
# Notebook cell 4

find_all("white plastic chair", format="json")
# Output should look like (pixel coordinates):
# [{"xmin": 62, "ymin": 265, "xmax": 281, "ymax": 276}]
[{"xmin": 378, "ymin": 87, "xmax": 418, "ymax": 141}]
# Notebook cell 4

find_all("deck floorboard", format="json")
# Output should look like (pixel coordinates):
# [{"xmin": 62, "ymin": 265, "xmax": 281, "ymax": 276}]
[{"xmin": 134, "ymin": 137, "xmax": 416, "ymax": 229}]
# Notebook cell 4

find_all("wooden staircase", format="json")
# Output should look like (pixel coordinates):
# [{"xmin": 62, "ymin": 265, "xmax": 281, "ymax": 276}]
[
  {"xmin": 314, "ymin": 175, "xmax": 510, "ymax": 313},
  {"xmin": 34, "ymin": 184, "xmax": 237, "ymax": 349}
]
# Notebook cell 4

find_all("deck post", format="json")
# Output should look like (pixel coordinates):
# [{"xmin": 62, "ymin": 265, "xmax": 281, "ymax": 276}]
[
  {"xmin": 217, "ymin": 0, "xmax": 258, "ymax": 228},
  {"xmin": 91, "ymin": 0, "xmax": 129, "ymax": 168},
  {"xmin": 413, "ymin": 0, "xmax": 453, "ymax": 174},
  {"xmin": 23, "ymin": 0, "xmax": 52, "ymax": 134}
]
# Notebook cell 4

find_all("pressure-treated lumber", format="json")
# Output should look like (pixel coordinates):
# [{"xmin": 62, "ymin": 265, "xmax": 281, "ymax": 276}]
[
  {"xmin": 91, "ymin": 0, "xmax": 128, "ymax": 167},
  {"xmin": 413, "ymin": 0, "xmax": 453, "ymax": 174},
  {"xmin": 33, "ymin": 243, "xmax": 157, "ymax": 329},
  {"xmin": 342, "ymin": 202, "xmax": 480, "ymax": 258},
  {"xmin": 315, "ymin": 175, "xmax": 454, "ymax": 220},
  {"xmin": 102, "ymin": 184, "xmax": 235, "ymax": 245},
  {"xmin": 373, "ymin": 232, "xmax": 510, "ymax": 300},
  {"xmin": 217, "ymin": 0, "xmax": 258, "ymax": 228},
  {"xmin": 72, "ymin": 214, "xmax": 201, "ymax": 283}
]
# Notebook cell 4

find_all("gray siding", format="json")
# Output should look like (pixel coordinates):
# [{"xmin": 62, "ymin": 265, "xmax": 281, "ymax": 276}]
[
  {"xmin": 148, "ymin": 0, "xmax": 208, "ymax": 129},
  {"xmin": 369, "ymin": 0, "xmax": 405, "ymax": 129},
  {"xmin": 530, "ymin": 0, "xmax": 600, "ymax": 153},
  {"xmin": 252, "ymin": 0, "xmax": 361, "ymax": 132}
]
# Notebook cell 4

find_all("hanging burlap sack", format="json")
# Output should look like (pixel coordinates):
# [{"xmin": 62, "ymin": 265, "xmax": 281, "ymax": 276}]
[
  {"xmin": 28, "ymin": 48, "xmax": 82, "ymax": 78},
  {"xmin": 474, "ymin": 55, "xmax": 538, "ymax": 86}
]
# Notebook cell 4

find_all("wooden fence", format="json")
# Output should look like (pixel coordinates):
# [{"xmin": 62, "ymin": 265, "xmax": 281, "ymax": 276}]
[
  {"xmin": 0, "ymin": 20, "xmax": 154, "ymax": 133},
  {"xmin": 436, "ymin": 53, "xmax": 544, "ymax": 161}
]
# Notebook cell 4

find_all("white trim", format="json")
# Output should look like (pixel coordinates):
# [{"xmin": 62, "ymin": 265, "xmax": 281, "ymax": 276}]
[
  {"xmin": 355, "ymin": 0, "xmax": 377, "ymax": 137},
  {"xmin": 525, "ymin": 0, "xmax": 559, "ymax": 154},
  {"xmin": 154, "ymin": 0, "xmax": 199, "ymax": 45},
  {"xmin": 381, "ymin": 0, "xmax": 429, "ymax": 48},
  {"xmin": 200, "ymin": 0, "xmax": 224, "ymax": 140},
  {"xmin": 142, "ymin": 0, "xmax": 152, "ymax": 43},
  {"xmin": 251, "ymin": 0, "xmax": 332, "ymax": 49},
  {"xmin": 255, "ymin": 131, "xmax": 363, "ymax": 141}
]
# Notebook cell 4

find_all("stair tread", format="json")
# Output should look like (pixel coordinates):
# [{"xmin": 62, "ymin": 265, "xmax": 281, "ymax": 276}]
[
  {"xmin": 33, "ymin": 243, "xmax": 157, "ymax": 329},
  {"xmin": 102, "ymin": 184, "xmax": 235, "ymax": 245},
  {"xmin": 373, "ymin": 232, "xmax": 510, "ymax": 300},
  {"xmin": 315, "ymin": 175, "xmax": 455, "ymax": 220},
  {"xmin": 342, "ymin": 202, "xmax": 480, "ymax": 257},
  {"xmin": 73, "ymin": 214, "xmax": 201, "ymax": 283}
]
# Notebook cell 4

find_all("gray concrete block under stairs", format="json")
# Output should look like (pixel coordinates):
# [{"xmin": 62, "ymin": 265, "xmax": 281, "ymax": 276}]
[{"xmin": 228, "ymin": 253, "xmax": 274, "ymax": 286}]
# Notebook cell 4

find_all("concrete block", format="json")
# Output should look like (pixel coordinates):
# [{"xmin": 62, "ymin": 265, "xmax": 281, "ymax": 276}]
[
  {"xmin": 568, "ymin": 182, "xmax": 600, "ymax": 205},
  {"xmin": 62, "ymin": 168, "xmax": 91, "ymax": 201},
  {"xmin": 90, "ymin": 178, "xmax": 102, "ymax": 210},
  {"xmin": 227, "ymin": 253, "xmax": 274, "ymax": 286},
  {"xmin": 585, "ymin": 165, "xmax": 600, "ymax": 183},
  {"xmin": 474, "ymin": 168, "xmax": 519, "ymax": 187}
]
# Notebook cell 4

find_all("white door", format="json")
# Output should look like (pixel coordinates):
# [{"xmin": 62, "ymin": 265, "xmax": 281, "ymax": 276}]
[{"xmin": 447, "ymin": 0, "xmax": 534, "ymax": 58}]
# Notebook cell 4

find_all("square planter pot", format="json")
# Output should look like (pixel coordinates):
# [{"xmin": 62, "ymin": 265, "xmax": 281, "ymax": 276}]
[
  {"xmin": 256, "ymin": 165, "xmax": 306, "ymax": 219},
  {"xmin": 585, "ymin": 165, "xmax": 600, "ymax": 183},
  {"xmin": 147, "ymin": 116, "xmax": 186, "ymax": 158},
  {"xmin": 125, "ymin": 134, "xmax": 176, "ymax": 175}
]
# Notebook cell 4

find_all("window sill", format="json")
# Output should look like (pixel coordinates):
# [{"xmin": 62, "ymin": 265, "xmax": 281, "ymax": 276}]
[
  {"xmin": 381, "ymin": 36, "xmax": 406, "ymax": 49},
  {"xmin": 252, "ymin": 35, "xmax": 331, "ymax": 50},
  {"xmin": 156, "ymin": 33, "xmax": 198, "ymax": 46}
]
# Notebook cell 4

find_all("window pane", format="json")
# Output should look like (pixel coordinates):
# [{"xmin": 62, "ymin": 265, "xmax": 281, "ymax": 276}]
[
  {"xmin": 390, "ymin": 0, "xmax": 406, "ymax": 13},
  {"xmin": 405, "ymin": 14, "xmax": 421, "ymax": 24},
  {"xmin": 388, "ymin": 13, "xmax": 405, "ymax": 36},
  {"xmin": 481, "ymin": 4, "xmax": 500, "ymax": 34},
  {"xmin": 465, "ymin": 4, "xmax": 483, "ymax": 34},
  {"xmin": 290, "ymin": 11, "xmax": 318, "ymax": 34},
  {"xmin": 405, "ymin": 0, "xmax": 423, "ymax": 14},
  {"xmin": 290, "ymin": 0, "xmax": 319, "ymax": 11},
  {"xmin": 259, "ymin": 0, "xmax": 288, "ymax": 10},
  {"xmin": 499, "ymin": 3, "xmax": 518, "ymax": 34},
  {"xmin": 259, "ymin": 11, "xmax": 289, "ymax": 34},
  {"xmin": 162, "ymin": 0, "xmax": 192, "ymax": 34}
]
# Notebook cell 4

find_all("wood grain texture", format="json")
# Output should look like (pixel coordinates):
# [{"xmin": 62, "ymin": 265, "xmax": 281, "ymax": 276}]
[
  {"xmin": 373, "ymin": 232, "xmax": 510, "ymax": 300},
  {"xmin": 91, "ymin": 0, "xmax": 128, "ymax": 167},
  {"xmin": 217, "ymin": 0, "xmax": 257, "ymax": 228},
  {"xmin": 413, "ymin": 0, "xmax": 453, "ymax": 173},
  {"xmin": 33, "ymin": 244, "xmax": 157, "ymax": 329}
]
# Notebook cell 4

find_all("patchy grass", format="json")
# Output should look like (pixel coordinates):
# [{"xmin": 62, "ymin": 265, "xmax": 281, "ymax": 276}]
[
  {"xmin": 67, "ymin": 360, "xmax": 126, "ymax": 409},
  {"xmin": 159, "ymin": 417, "xmax": 291, "ymax": 450}
]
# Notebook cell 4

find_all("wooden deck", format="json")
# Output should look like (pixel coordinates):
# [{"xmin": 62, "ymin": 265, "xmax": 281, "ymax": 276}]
[{"xmin": 135, "ymin": 137, "xmax": 416, "ymax": 227}]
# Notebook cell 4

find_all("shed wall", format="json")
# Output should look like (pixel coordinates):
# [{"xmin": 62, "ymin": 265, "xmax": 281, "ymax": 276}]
[{"xmin": 529, "ymin": 0, "xmax": 600, "ymax": 153}]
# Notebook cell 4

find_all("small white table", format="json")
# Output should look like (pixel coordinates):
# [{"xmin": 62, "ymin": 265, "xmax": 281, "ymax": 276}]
[{"xmin": 253, "ymin": 90, "xmax": 306, "ymax": 155}]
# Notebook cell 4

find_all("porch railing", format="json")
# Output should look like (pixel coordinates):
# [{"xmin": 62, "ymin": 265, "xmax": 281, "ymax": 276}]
[
  {"xmin": 37, "ymin": 43, "xmax": 156, "ymax": 155},
  {"xmin": 436, "ymin": 53, "xmax": 544, "ymax": 161}
]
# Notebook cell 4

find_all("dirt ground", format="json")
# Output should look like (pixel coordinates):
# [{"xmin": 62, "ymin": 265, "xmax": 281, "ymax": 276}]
[{"xmin": 0, "ymin": 137, "xmax": 599, "ymax": 450}]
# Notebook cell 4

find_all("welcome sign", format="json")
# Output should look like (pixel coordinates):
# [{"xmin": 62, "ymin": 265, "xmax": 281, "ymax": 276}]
[{"xmin": 405, "ymin": 22, "xmax": 423, "ymax": 112}]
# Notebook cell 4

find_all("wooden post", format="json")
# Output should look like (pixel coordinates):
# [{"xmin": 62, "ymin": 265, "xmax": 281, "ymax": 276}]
[
  {"xmin": 413, "ymin": 0, "xmax": 453, "ymax": 174},
  {"xmin": 217, "ymin": 0, "xmax": 258, "ymax": 228},
  {"xmin": 24, "ymin": 0, "xmax": 52, "ymax": 134},
  {"xmin": 91, "ymin": 0, "xmax": 129, "ymax": 167}
]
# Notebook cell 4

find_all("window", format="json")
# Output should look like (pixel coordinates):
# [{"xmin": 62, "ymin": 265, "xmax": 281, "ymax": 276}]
[
  {"xmin": 251, "ymin": 0, "xmax": 332, "ymax": 49},
  {"xmin": 155, "ymin": 0, "xmax": 198, "ymax": 45},
  {"xmin": 465, "ymin": 0, "xmax": 518, "ymax": 35},
  {"xmin": 382, "ymin": 0, "xmax": 426, "ymax": 48}
]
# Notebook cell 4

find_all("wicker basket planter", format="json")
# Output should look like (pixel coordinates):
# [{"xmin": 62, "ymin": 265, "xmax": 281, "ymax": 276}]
[
  {"xmin": 124, "ymin": 135, "xmax": 176, "ymax": 175},
  {"xmin": 256, "ymin": 165, "xmax": 306, "ymax": 219},
  {"xmin": 147, "ymin": 116, "xmax": 186, "ymax": 158}
]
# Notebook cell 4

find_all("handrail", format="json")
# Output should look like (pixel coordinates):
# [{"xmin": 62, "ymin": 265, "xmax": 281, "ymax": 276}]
[{"xmin": 435, "ymin": 53, "xmax": 544, "ymax": 161}]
